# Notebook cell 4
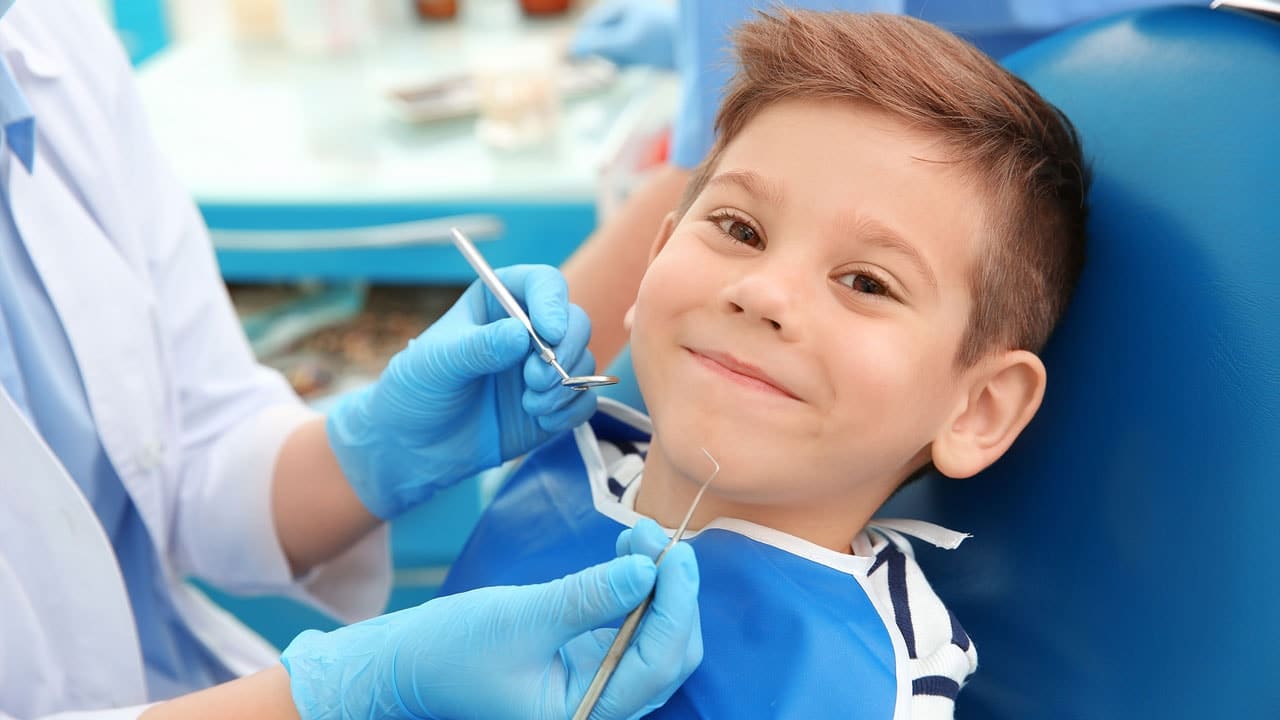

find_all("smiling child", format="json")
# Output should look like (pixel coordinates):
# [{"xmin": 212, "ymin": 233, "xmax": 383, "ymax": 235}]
[{"xmin": 441, "ymin": 9, "xmax": 1088, "ymax": 718}]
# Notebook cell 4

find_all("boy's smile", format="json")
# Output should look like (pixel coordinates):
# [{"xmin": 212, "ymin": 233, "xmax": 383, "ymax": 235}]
[
  {"xmin": 629, "ymin": 98, "xmax": 996, "ymax": 550},
  {"xmin": 685, "ymin": 347, "xmax": 802, "ymax": 401}
]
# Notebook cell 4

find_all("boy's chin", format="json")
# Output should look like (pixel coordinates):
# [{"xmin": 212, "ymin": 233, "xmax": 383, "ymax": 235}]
[{"xmin": 650, "ymin": 429, "xmax": 797, "ymax": 501}]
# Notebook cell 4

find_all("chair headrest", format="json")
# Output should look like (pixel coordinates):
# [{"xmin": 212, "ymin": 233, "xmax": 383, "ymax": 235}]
[{"xmin": 882, "ymin": 7, "xmax": 1280, "ymax": 717}]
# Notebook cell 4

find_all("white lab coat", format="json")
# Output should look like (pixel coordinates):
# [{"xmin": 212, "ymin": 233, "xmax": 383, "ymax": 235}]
[{"xmin": 0, "ymin": 3, "xmax": 390, "ymax": 717}]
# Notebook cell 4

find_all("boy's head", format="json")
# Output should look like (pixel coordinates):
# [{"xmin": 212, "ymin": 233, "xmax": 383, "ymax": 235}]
[{"xmin": 627, "ymin": 9, "xmax": 1088, "ymax": 547}]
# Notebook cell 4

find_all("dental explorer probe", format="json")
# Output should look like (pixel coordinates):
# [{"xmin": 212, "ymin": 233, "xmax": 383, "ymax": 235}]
[
  {"xmin": 571, "ymin": 448, "xmax": 719, "ymax": 720},
  {"xmin": 448, "ymin": 227, "xmax": 618, "ymax": 390}
]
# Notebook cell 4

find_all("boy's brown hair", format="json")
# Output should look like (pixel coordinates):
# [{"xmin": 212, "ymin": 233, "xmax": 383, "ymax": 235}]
[{"xmin": 677, "ymin": 9, "xmax": 1090, "ymax": 368}]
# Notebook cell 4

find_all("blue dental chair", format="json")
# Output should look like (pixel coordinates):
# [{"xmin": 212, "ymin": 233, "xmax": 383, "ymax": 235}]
[
  {"xmin": 877, "ymin": 5, "xmax": 1280, "ymax": 717},
  {"xmin": 599, "ymin": 4, "xmax": 1280, "ymax": 717}
]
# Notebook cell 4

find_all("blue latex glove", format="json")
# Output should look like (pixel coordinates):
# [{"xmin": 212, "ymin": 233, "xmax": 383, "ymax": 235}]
[
  {"xmin": 327, "ymin": 265, "xmax": 598, "ymax": 519},
  {"xmin": 569, "ymin": 0, "xmax": 677, "ymax": 70},
  {"xmin": 282, "ymin": 519, "xmax": 702, "ymax": 720}
]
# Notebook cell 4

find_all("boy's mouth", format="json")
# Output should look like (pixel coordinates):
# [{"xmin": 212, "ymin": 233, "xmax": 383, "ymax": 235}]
[{"xmin": 684, "ymin": 347, "xmax": 802, "ymax": 401}]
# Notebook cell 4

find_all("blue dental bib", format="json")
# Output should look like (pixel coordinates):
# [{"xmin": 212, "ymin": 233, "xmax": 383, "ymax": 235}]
[{"xmin": 441, "ymin": 404, "xmax": 906, "ymax": 718}]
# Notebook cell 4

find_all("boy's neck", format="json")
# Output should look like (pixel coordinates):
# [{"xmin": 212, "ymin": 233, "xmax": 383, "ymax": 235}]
[{"xmin": 634, "ymin": 437, "xmax": 894, "ymax": 555}]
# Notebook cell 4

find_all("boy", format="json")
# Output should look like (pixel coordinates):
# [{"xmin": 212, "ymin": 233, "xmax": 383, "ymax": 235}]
[{"xmin": 443, "ymin": 8, "xmax": 1087, "ymax": 718}]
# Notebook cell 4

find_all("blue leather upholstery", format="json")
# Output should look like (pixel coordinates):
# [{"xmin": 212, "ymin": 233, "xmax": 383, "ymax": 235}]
[
  {"xmin": 601, "ymin": 5, "xmax": 1280, "ymax": 716},
  {"xmin": 879, "ymin": 7, "xmax": 1280, "ymax": 717}
]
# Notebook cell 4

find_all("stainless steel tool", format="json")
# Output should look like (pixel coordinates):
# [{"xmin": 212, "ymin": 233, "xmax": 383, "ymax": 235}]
[
  {"xmin": 571, "ymin": 448, "xmax": 720, "ymax": 720},
  {"xmin": 449, "ymin": 227, "xmax": 618, "ymax": 390}
]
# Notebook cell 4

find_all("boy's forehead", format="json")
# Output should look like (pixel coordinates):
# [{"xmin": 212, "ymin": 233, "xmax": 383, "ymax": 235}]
[
  {"xmin": 704, "ymin": 101, "xmax": 976, "ymax": 213},
  {"xmin": 696, "ymin": 99, "xmax": 991, "ymax": 289}
]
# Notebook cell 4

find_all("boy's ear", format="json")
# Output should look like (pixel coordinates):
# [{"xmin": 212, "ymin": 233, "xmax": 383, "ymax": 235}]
[
  {"xmin": 625, "ymin": 211, "xmax": 680, "ymax": 332},
  {"xmin": 931, "ymin": 350, "xmax": 1047, "ymax": 479},
  {"xmin": 649, "ymin": 211, "xmax": 679, "ymax": 262}
]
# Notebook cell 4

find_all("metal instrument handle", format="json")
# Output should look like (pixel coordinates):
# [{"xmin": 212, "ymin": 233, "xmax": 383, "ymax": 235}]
[{"xmin": 449, "ymin": 227, "xmax": 559, "ymax": 367}]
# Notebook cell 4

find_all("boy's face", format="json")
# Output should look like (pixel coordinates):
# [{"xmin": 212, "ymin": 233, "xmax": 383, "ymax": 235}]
[{"xmin": 631, "ymin": 99, "xmax": 992, "ymax": 515}]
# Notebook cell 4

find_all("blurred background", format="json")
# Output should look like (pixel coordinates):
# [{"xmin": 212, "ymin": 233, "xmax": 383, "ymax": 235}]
[{"xmin": 101, "ymin": 0, "xmax": 677, "ymax": 647}]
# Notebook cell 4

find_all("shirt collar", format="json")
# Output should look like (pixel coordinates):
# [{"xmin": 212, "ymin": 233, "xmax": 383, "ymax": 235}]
[
  {"xmin": 0, "ymin": 57, "xmax": 33, "ymax": 173},
  {"xmin": 0, "ymin": 1, "xmax": 66, "ymax": 174}
]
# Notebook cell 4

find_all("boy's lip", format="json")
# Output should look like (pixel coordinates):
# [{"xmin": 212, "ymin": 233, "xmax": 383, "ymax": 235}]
[{"xmin": 685, "ymin": 347, "xmax": 802, "ymax": 401}]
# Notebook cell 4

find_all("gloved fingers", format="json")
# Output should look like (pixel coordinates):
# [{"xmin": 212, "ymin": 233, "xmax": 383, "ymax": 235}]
[
  {"xmin": 524, "ymin": 344, "xmax": 597, "ymax": 425},
  {"xmin": 665, "ymin": 546, "xmax": 704, "ymax": 677},
  {"xmin": 538, "ymin": 555, "xmax": 657, "ymax": 649},
  {"xmin": 618, "ymin": 518, "xmax": 674, "ymax": 560},
  {"xmin": 558, "ymin": 626, "xmax": 619, "ymax": 703},
  {"xmin": 523, "ymin": 304, "xmax": 594, "ymax": 393},
  {"xmin": 522, "ymin": 351, "xmax": 596, "ymax": 422},
  {"xmin": 614, "ymin": 528, "xmax": 634, "ymax": 557},
  {"xmin": 555, "ymin": 303, "xmax": 593, "ymax": 377},
  {"xmin": 569, "ymin": 0, "xmax": 630, "ymax": 57},
  {"xmin": 408, "ymin": 316, "xmax": 530, "ymax": 388},
  {"xmin": 485, "ymin": 265, "xmax": 569, "ymax": 345},
  {"xmin": 523, "ymin": 348, "xmax": 596, "ymax": 403},
  {"xmin": 594, "ymin": 542, "xmax": 702, "ymax": 719},
  {"xmin": 534, "ymin": 389, "xmax": 597, "ymax": 434},
  {"xmin": 524, "ymin": 348, "xmax": 560, "ymax": 393},
  {"xmin": 521, "ymin": 378, "xmax": 588, "ymax": 423},
  {"xmin": 636, "ymin": 543, "xmax": 700, "ymax": 669},
  {"xmin": 569, "ymin": 0, "xmax": 676, "ymax": 69},
  {"xmin": 577, "ymin": 0, "xmax": 629, "ymax": 29}
]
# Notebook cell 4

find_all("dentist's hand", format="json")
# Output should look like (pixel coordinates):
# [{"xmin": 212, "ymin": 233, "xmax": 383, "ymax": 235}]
[
  {"xmin": 282, "ymin": 520, "xmax": 703, "ymax": 720},
  {"xmin": 570, "ymin": 0, "xmax": 677, "ymax": 70},
  {"xmin": 327, "ymin": 264, "xmax": 597, "ymax": 519}
]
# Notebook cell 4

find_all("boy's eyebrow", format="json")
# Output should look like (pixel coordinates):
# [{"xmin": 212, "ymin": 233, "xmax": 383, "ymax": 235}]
[
  {"xmin": 846, "ymin": 217, "xmax": 939, "ymax": 293},
  {"xmin": 709, "ymin": 169, "xmax": 938, "ymax": 293},
  {"xmin": 706, "ymin": 169, "xmax": 786, "ymax": 208}
]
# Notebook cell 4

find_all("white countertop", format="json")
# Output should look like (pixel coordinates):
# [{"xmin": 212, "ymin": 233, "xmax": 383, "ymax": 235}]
[{"xmin": 135, "ymin": 3, "xmax": 677, "ymax": 208}]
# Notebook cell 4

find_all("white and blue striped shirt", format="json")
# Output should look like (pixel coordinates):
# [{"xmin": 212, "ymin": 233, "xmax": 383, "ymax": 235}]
[{"xmin": 598, "ymin": 436, "xmax": 979, "ymax": 719}]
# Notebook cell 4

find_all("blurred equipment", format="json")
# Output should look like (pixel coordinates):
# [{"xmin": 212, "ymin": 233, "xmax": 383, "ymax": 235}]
[
  {"xmin": 388, "ymin": 57, "xmax": 615, "ymax": 125},
  {"xmin": 280, "ymin": 0, "xmax": 378, "ymax": 54},
  {"xmin": 134, "ymin": 1, "xmax": 679, "ymax": 285}
]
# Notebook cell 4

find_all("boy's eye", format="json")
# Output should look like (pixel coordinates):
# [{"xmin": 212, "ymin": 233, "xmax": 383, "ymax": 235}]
[
  {"xmin": 714, "ymin": 214, "xmax": 764, "ymax": 249},
  {"xmin": 837, "ymin": 271, "xmax": 892, "ymax": 298}
]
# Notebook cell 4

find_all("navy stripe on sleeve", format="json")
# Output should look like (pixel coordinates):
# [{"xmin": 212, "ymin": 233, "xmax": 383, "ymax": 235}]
[
  {"xmin": 869, "ymin": 543, "xmax": 916, "ymax": 659},
  {"xmin": 606, "ymin": 476, "xmax": 627, "ymax": 500},
  {"xmin": 613, "ymin": 439, "xmax": 644, "ymax": 458},
  {"xmin": 948, "ymin": 608, "xmax": 971, "ymax": 652},
  {"xmin": 912, "ymin": 675, "xmax": 960, "ymax": 699}
]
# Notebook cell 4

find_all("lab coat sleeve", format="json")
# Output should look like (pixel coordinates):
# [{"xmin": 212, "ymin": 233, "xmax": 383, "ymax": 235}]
[
  {"xmin": 97, "ymin": 19, "xmax": 390, "ymax": 622},
  {"xmin": 670, "ymin": 0, "xmax": 904, "ymax": 169},
  {"xmin": 0, "ymin": 706, "xmax": 154, "ymax": 720}
]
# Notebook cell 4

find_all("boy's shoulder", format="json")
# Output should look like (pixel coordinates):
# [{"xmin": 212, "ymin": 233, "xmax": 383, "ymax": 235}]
[{"xmin": 862, "ymin": 525, "xmax": 980, "ymax": 713}]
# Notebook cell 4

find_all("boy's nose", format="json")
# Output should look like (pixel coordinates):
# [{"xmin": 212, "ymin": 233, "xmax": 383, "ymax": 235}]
[{"xmin": 719, "ymin": 266, "xmax": 801, "ymax": 339}]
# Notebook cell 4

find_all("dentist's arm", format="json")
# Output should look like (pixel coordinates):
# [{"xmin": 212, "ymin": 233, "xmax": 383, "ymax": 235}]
[
  {"xmin": 269, "ymin": 265, "xmax": 598, "ymax": 575},
  {"xmin": 270, "ymin": 419, "xmax": 379, "ymax": 575},
  {"xmin": 139, "ymin": 666, "xmax": 299, "ymax": 720}
]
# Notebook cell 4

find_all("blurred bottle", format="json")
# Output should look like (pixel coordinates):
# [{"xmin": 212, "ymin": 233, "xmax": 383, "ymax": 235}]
[
  {"xmin": 415, "ymin": 0, "xmax": 459, "ymax": 20},
  {"xmin": 519, "ymin": 0, "xmax": 570, "ymax": 15},
  {"xmin": 281, "ymin": 0, "xmax": 378, "ymax": 55},
  {"xmin": 229, "ymin": 0, "xmax": 281, "ymax": 43},
  {"xmin": 165, "ymin": 0, "xmax": 230, "ymax": 44}
]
